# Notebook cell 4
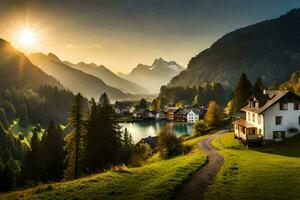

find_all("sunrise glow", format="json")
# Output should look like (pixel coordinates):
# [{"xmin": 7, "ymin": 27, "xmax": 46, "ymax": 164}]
[{"xmin": 19, "ymin": 29, "xmax": 36, "ymax": 46}]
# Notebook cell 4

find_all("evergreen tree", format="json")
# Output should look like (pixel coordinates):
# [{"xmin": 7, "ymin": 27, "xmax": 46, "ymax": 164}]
[
  {"xmin": 65, "ymin": 93, "xmax": 85, "ymax": 179},
  {"xmin": 122, "ymin": 128, "xmax": 134, "ymax": 164},
  {"xmin": 84, "ymin": 98, "xmax": 100, "ymax": 171},
  {"xmin": 85, "ymin": 93, "xmax": 122, "ymax": 172},
  {"xmin": 253, "ymin": 77, "xmax": 264, "ymax": 96},
  {"xmin": 38, "ymin": 121, "xmax": 65, "ymax": 181},
  {"xmin": 233, "ymin": 73, "xmax": 252, "ymax": 112},
  {"xmin": 0, "ymin": 164, "xmax": 14, "ymax": 192},
  {"xmin": 22, "ymin": 127, "xmax": 40, "ymax": 182},
  {"xmin": 193, "ymin": 85, "xmax": 200, "ymax": 107},
  {"xmin": 204, "ymin": 101, "xmax": 224, "ymax": 127},
  {"xmin": 137, "ymin": 98, "xmax": 148, "ymax": 109}
]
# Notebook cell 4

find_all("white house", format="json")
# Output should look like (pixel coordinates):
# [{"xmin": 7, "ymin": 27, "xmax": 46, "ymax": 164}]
[
  {"xmin": 234, "ymin": 90, "xmax": 300, "ymax": 144},
  {"xmin": 187, "ymin": 110, "xmax": 200, "ymax": 123}
]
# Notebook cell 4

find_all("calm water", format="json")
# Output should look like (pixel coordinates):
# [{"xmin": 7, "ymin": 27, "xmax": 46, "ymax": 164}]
[{"xmin": 119, "ymin": 122, "xmax": 193, "ymax": 143}]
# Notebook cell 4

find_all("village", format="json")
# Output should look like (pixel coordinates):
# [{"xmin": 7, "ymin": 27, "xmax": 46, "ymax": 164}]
[{"xmin": 113, "ymin": 101, "xmax": 207, "ymax": 123}]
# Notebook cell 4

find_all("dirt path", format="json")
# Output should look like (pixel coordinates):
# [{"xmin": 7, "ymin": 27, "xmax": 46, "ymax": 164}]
[{"xmin": 174, "ymin": 130, "xmax": 228, "ymax": 200}]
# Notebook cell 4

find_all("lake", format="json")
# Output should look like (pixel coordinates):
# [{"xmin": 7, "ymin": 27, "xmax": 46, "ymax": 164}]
[{"xmin": 119, "ymin": 121, "xmax": 193, "ymax": 143}]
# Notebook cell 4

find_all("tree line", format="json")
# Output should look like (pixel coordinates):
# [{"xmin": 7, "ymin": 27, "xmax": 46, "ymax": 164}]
[
  {"xmin": 153, "ymin": 82, "xmax": 230, "ymax": 110},
  {"xmin": 0, "ymin": 93, "xmax": 134, "ymax": 192},
  {"xmin": 225, "ymin": 73, "xmax": 265, "ymax": 116}
]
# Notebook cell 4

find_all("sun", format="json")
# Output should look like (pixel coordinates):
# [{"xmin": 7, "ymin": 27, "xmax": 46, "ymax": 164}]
[{"xmin": 19, "ymin": 29, "xmax": 37, "ymax": 46}]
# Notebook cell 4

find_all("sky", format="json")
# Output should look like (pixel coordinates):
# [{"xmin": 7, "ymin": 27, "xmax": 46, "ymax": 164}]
[{"xmin": 0, "ymin": 0, "xmax": 300, "ymax": 73}]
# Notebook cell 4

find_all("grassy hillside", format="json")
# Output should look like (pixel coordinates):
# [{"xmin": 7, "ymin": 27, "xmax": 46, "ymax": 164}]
[
  {"xmin": 205, "ymin": 133, "xmax": 300, "ymax": 200},
  {"xmin": 1, "ymin": 135, "xmax": 208, "ymax": 200}
]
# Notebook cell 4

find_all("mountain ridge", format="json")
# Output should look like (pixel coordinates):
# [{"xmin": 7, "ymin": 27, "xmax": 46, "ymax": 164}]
[
  {"xmin": 0, "ymin": 39, "xmax": 63, "ymax": 90},
  {"xmin": 169, "ymin": 8, "xmax": 300, "ymax": 88},
  {"xmin": 28, "ymin": 53, "xmax": 128, "ymax": 100},
  {"xmin": 63, "ymin": 61, "xmax": 149, "ymax": 94},
  {"xmin": 118, "ymin": 58, "xmax": 184, "ymax": 93}
]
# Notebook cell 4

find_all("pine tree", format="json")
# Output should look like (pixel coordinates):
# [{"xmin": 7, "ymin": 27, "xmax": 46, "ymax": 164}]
[
  {"xmin": 22, "ymin": 127, "xmax": 40, "ymax": 182},
  {"xmin": 253, "ymin": 77, "xmax": 264, "ymax": 97},
  {"xmin": 65, "ymin": 93, "xmax": 85, "ymax": 179},
  {"xmin": 0, "ymin": 164, "xmax": 14, "ymax": 192},
  {"xmin": 233, "ymin": 73, "xmax": 252, "ymax": 112},
  {"xmin": 193, "ymin": 85, "xmax": 200, "ymax": 107},
  {"xmin": 84, "ymin": 93, "xmax": 122, "ymax": 172},
  {"xmin": 38, "ymin": 121, "xmax": 65, "ymax": 181},
  {"xmin": 122, "ymin": 128, "xmax": 134, "ymax": 164},
  {"xmin": 84, "ymin": 98, "xmax": 99, "ymax": 171}
]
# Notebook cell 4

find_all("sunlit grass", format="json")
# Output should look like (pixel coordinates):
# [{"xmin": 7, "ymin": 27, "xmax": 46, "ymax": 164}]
[
  {"xmin": 205, "ymin": 132, "xmax": 300, "ymax": 200},
  {"xmin": 1, "ymin": 132, "xmax": 208, "ymax": 200}
]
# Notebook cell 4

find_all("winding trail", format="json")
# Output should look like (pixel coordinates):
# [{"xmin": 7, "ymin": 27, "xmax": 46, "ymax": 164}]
[{"xmin": 175, "ymin": 130, "xmax": 227, "ymax": 200}]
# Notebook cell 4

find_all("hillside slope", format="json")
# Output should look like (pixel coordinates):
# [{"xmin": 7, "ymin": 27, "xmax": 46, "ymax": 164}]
[
  {"xmin": 169, "ymin": 9, "xmax": 300, "ymax": 88},
  {"xmin": 0, "ymin": 39, "xmax": 63, "ymax": 91},
  {"xmin": 1, "ymin": 135, "xmax": 207, "ymax": 200},
  {"xmin": 206, "ymin": 133, "xmax": 300, "ymax": 200},
  {"xmin": 118, "ymin": 58, "xmax": 184, "ymax": 94},
  {"xmin": 28, "ymin": 53, "xmax": 128, "ymax": 100},
  {"xmin": 64, "ymin": 61, "xmax": 149, "ymax": 94}
]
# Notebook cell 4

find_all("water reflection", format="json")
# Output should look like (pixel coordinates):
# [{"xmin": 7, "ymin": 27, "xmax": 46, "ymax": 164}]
[{"xmin": 119, "ymin": 121, "xmax": 193, "ymax": 143}]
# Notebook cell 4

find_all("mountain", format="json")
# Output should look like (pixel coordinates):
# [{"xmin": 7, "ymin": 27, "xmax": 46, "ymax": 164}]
[
  {"xmin": 63, "ymin": 61, "xmax": 149, "ymax": 94},
  {"xmin": 28, "ymin": 53, "xmax": 128, "ymax": 100},
  {"xmin": 169, "ymin": 8, "xmax": 300, "ymax": 88},
  {"xmin": 0, "ymin": 39, "xmax": 63, "ymax": 91},
  {"xmin": 118, "ymin": 58, "xmax": 184, "ymax": 93}
]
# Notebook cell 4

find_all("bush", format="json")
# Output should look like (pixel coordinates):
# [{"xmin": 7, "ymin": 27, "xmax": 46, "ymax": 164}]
[
  {"xmin": 288, "ymin": 128, "xmax": 298, "ymax": 133},
  {"xmin": 192, "ymin": 120, "xmax": 208, "ymax": 136},
  {"xmin": 157, "ymin": 126, "xmax": 182, "ymax": 158}
]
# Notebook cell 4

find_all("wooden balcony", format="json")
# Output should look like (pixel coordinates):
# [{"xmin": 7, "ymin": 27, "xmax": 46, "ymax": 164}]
[{"xmin": 233, "ymin": 119, "xmax": 263, "ymax": 142}]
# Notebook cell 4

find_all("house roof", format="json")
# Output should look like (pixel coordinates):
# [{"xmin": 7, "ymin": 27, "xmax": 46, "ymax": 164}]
[
  {"xmin": 142, "ymin": 136, "xmax": 158, "ymax": 149},
  {"xmin": 242, "ymin": 90, "xmax": 298, "ymax": 114},
  {"xmin": 188, "ymin": 109, "xmax": 200, "ymax": 115}
]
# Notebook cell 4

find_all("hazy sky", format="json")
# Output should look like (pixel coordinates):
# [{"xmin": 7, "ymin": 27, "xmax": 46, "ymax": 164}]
[{"xmin": 0, "ymin": 0, "xmax": 300, "ymax": 73}]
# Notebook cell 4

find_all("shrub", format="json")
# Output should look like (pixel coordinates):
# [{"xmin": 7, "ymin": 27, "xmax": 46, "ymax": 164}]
[
  {"xmin": 129, "ymin": 145, "xmax": 148, "ymax": 167},
  {"xmin": 157, "ymin": 126, "xmax": 182, "ymax": 158},
  {"xmin": 288, "ymin": 128, "xmax": 298, "ymax": 133},
  {"xmin": 192, "ymin": 120, "xmax": 208, "ymax": 136}
]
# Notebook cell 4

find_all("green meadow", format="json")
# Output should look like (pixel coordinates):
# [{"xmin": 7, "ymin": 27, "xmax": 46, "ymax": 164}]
[
  {"xmin": 1, "ymin": 135, "xmax": 208, "ymax": 200},
  {"xmin": 205, "ymin": 132, "xmax": 300, "ymax": 200}
]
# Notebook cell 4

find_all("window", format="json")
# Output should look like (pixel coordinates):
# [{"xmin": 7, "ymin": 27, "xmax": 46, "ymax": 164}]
[
  {"xmin": 247, "ymin": 112, "xmax": 250, "ymax": 121},
  {"xmin": 258, "ymin": 115, "xmax": 261, "ymax": 124},
  {"xmin": 275, "ymin": 116, "xmax": 282, "ymax": 125},
  {"xmin": 280, "ymin": 102, "xmax": 288, "ymax": 110},
  {"xmin": 252, "ymin": 113, "xmax": 255, "ymax": 122},
  {"xmin": 258, "ymin": 129, "xmax": 262, "ymax": 135},
  {"xmin": 295, "ymin": 103, "xmax": 299, "ymax": 110},
  {"xmin": 273, "ymin": 131, "xmax": 285, "ymax": 139}
]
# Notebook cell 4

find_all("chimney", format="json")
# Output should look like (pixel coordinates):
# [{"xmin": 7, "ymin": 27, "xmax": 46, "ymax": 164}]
[{"xmin": 263, "ymin": 88, "xmax": 269, "ymax": 95}]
